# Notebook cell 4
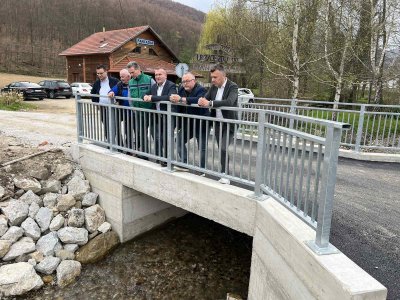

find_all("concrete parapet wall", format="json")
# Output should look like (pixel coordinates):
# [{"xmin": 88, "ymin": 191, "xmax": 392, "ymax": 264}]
[{"xmin": 249, "ymin": 200, "xmax": 387, "ymax": 299}]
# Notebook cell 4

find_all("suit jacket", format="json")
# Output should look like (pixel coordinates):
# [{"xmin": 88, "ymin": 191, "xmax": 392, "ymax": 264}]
[
  {"xmin": 204, "ymin": 79, "xmax": 238, "ymax": 120},
  {"xmin": 146, "ymin": 80, "xmax": 177, "ymax": 111},
  {"xmin": 91, "ymin": 76, "xmax": 119, "ymax": 103}
]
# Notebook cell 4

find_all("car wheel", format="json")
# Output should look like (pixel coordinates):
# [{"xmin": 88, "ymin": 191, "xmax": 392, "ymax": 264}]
[
  {"xmin": 66, "ymin": 96, "xmax": 71, "ymax": 99},
  {"xmin": 39, "ymin": 97, "xmax": 44, "ymax": 100},
  {"xmin": 49, "ymin": 91, "xmax": 55, "ymax": 99},
  {"xmin": 249, "ymin": 99, "xmax": 254, "ymax": 103}
]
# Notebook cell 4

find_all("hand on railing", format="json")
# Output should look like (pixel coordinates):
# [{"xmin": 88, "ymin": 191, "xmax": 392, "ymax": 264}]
[
  {"xmin": 143, "ymin": 95, "xmax": 152, "ymax": 102},
  {"xmin": 198, "ymin": 97, "xmax": 210, "ymax": 107}
]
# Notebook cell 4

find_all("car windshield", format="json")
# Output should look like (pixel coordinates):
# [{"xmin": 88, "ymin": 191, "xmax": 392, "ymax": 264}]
[
  {"xmin": 20, "ymin": 82, "xmax": 41, "ymax": 88},
  {"xmin": 57, "ymin": 81, "xmax": 70, "ymax": 88},
  {"xmin": 81, "ymin": 83, "xmax": 91, "ymax": 88},
  {"xmin": 239, "ymin": 89, "xmax": 251, "ymax": 95}
]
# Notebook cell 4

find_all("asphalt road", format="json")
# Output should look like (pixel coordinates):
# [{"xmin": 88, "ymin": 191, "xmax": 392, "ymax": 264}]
[{"xmin": 0, "ymin": 109, "xmax": 398, "ymax": 299}]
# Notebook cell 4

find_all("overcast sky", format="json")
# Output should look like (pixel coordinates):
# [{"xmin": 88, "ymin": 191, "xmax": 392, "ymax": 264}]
[{"xmin": 172, "ymin": 0, "xmax": 214, "ymax": 13}]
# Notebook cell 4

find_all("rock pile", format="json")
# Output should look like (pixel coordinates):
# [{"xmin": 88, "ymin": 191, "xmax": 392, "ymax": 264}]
[{"xmin": 0, "ymin": 162, "xmax": 119, "ymax": 297}]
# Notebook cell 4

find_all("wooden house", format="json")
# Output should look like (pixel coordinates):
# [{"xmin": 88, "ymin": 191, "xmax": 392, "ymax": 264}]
[{"xmin": 59, "ymin": 26, "xmax": 180, "ymax": 83}]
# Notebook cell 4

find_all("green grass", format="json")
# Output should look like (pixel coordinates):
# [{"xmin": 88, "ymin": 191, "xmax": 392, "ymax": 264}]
[
  {"xmin": 298, "ymin": 109, "xmax": 399, "ymax": 141},
  {"xmin": 0, "ymin": 102, "xmax": 37, "ymax": 111}
]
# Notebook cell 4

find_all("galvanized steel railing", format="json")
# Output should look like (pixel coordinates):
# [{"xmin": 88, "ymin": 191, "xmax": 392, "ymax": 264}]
[
  {"xmin": 76, "ymin": 94, "xmax": 349, "ymax": 254},
  {"xmin": 240, "ymin": 97, "xmax": 400, "ymax": 153}
]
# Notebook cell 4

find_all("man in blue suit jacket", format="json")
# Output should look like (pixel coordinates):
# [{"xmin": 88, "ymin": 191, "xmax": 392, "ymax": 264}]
[
  {"xmin": 170, "ymin": 72, "xmax": 209, "ymax": 169},
  {"xmin": 143, "ymin": 68, "xmax": 177, "ymax": 164}
]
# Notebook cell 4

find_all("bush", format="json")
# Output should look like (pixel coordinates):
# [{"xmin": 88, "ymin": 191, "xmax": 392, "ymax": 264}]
[{"xmin": 0, "ymin": 90, "xmax": 24, "ymax": 106}]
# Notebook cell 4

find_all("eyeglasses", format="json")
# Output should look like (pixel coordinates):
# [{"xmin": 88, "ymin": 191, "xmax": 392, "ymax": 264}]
[{"xmin": 182, "ymin": 79, "xmax": 194, "ymax": 84}]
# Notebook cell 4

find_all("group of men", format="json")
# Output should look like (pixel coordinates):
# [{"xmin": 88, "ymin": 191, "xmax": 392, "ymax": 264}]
[{"xmin": 91, "ymin": 62, "xmax": 238, "ymax": 184}]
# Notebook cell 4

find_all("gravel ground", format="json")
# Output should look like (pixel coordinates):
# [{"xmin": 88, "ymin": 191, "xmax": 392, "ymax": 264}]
[{"xmin": 0, "ymin": 108, "xmax": 398, "ymax": 299}]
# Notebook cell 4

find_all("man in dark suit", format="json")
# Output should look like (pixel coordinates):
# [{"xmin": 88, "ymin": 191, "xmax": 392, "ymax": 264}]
[
  {"xmin": 91, "ymin": 64, "xmax": 119, "ymax": 142},
  {"xmin": 198, "ymin": 64, "xmax": 238, "ymax": 184},
  {"xmin": 143, "ymin": 68, "xmax": 177, "ymax": 165}
]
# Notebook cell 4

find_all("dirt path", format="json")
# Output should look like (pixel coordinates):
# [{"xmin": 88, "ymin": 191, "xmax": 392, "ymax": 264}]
[{"xmin": 24, "ymin": 98, "xmax": 76, "ymax": 114}]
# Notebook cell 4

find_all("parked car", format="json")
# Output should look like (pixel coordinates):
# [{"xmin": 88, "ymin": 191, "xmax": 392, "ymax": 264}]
[
  {"xmin": 2, "ymin": 81, "xmax": 46, "ymax": 100},
  {"xmin": 70, "ymin": 82, "xmax": 92, "ymax": 97},
  {"xmin": 238, "ymin": 88, "xmax": 255, "ymax": 104},
  {"xmin": 38, "ymin": 80, "xmax": 73, "ymax": 99}
]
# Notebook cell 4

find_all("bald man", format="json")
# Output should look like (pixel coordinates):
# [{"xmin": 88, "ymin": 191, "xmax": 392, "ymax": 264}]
[
  {"xmin": 108, "ymin": 69, "xmax": 132, "ymax": 150},
  {"xmin": 170, "ymin": 72, "xmax": 209, "ymax": 170},
  {"xmin": 143, "ymin": 68, "xmax": 177, "ymax": 164}
]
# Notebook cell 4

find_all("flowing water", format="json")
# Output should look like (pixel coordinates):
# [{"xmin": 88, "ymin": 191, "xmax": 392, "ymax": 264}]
[{"xmin": 23, "ymin": 214, "xmax": 252, "ymax": 300}]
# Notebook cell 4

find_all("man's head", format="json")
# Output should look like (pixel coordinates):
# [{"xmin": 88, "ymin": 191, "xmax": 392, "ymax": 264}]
[
  {"xmin": 96, "ymin": 64, "xmax": 108, "ymax": 81},
  {"xmin": 154, "ymin": 69, "xmax": 167, "ymax": 85},
  {"xmin": 210, "ymin": 64, "xmax": 226, "ymax": 88},
  {"xmin": 119, "ymin": 69, "xmax": 131, "ymax": 84},
  {"xmin": 181, "ymin": 72, "xmax": 196, "ymax": 92},
  {"xmin": 126, "ymin": 61, "xmax": 141, "ymax": 79}
]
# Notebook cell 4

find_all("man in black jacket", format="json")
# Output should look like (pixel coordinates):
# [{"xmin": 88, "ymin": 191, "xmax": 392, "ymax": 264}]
[
  {"xmin": 170, "ymin": 72, "xmax": 209, "ymax": 169},
  {"xmin": 143, "ymin": 68, "xmax": 177, "ymax": 164},
  {"xmin": 198, "ymin": 64, "xmax": 238, "ymax": 184},
  {"xmin": 90, "ymin": 64, "xmax": 119, "ymax": 142}
]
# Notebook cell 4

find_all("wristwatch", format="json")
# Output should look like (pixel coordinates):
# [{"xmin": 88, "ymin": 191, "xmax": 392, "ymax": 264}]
[{"xmin": 179, "ymin": 96, "xmax": 182, "ymax": 103}]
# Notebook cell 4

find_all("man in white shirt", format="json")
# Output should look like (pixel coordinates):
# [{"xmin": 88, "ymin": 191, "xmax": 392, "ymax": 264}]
[
  {"xmin": 198, "ymin": 64, "xmax": 238, "ymax": 184},
  {"xmin": 90, "ymin": 64, "xmax": 119, "ymax": 142},
  {"xmin": 143, "ymin": 68, "xmax": 177, "ymax": 164}
]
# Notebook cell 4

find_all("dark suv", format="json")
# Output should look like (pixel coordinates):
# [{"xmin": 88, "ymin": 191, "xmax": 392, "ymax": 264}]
[{"xmin": 38, "ymin": 80, "xmax": 73, "ymax": 99}]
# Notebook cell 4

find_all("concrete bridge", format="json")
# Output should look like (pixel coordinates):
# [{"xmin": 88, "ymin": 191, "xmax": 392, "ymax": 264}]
[{"xmin": 72, "ymin": 143, "xmax": 386, "ymax": 299}]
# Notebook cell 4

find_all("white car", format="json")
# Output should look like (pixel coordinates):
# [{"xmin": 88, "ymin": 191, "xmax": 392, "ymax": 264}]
[
  {"xmin": 238, "ymin": 88, "xmax": 254, "ymax": 104},
  {"xmin": 70, "ymin": 82, "xmax": 92, "ymax": 97}
]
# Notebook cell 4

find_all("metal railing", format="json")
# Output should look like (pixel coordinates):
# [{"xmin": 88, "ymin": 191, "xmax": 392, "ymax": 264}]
[
  {"xmin": 240, "ymin": 97, "xmax": 400, "ymax": 153},
  {"xmin": 76, "ymin": 94, "xmax": 349, "ymax": 254}
]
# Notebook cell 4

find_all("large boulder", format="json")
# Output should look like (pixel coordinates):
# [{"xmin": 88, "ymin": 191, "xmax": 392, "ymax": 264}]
[
  {"xmin": 18, "ymin": 190, "xmax": 42, "ymax": 206},
  {"xmin": 49, "ymin": 214, "xmax": 65, "ymax": 232},
  {"xmin": 67, "ymin": 176, "xmax": 90, "ymax": 200},
  {"xmin": 35, "ymin": 256, "xmax": 61, "ymax": 275},
  {"xmin": 84, "ymin": 204, "xmax": 105, "ymax": 233},
  {"xmin": 21, "ymin": 217, "xmax": 41, "ymax": 240},
  {"xmin": 35, "ymin": 207, "xmax": 53, "ymax": 232},
  {"xmin": 13, "ymin": 177, "xmax": 41, "ymax": 194},
  {"xmin": 57, "ymin": 227, "xmax": 88, "ymax": 245},
  {"xmin": 43, "ymin": 193, "xmax": 58, "ymax": 209},
  {"xmin": 68, "ymin": 208, "xmax": 84, "ymax": 227},
  {"xmin": 2, "ymin": 200, "xmax": 29, "ymax": 226},
  {"xmin": 76, "ymin": 231, "xmax": 120, "ymax": 264},
  {"xmin": 40, "ymin": 180, "xmax": 61, "ymax": 195},
  {"xmin": 56, "ymin": 260, "xmax": 81, "ymax": 288},
  {"xmin": 0, "ymin": 226, "xmax": 23, "ymax": 243},
  {"xmin": 3, "ymin": 237, "xmax": 36, "ymax": 261},
  {"xmin": 53, "ymin": 163, "xmax": 74, "ymax": 181},
  {"xmin": 56, "ymin": 194, "xmax": 75, "ymax": 212},
  {"xmin": 82, "ymin": 192, "xmax": 98, "ymax": 207},
  {"xmin": 36, "ymin": 232, "xmax": 59, "ymax": 256},
  {"xmin": 28, "ymin": 166, "xmax": 51, "ymax": 181},
  {"xmin": 0, "ymin": 262, "xmax": 43, "ymax": 296}
]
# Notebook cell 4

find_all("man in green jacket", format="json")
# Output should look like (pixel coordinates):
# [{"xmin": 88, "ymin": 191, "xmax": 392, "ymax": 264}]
[{"xmin": 127, "ymin": 61, "xmax": 155, "ymax": 158}]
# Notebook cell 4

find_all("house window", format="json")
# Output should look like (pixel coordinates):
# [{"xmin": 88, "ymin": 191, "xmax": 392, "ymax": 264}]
[
  {"xmin": 149, "ymin": 48, "xmax": 158, "ymax": 56},
  {"xmin": 132, "ymin": 46, "xmax": 141, "ymax": 54}
]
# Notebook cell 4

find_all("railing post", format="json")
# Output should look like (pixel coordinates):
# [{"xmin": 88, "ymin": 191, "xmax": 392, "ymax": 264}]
[
  {"xmin": 253, "ymin": 112, "xmax": 267, "ymax": 197},
  {"xmin": 307, "ymin": 124, "xmax": 341, "ymax": 255},
  {"xmin": 289, "ymin": 98, "xmax": 297, "ymax": 129},
  {"xmin": 355, "ymin": 104, "xmax": 365, "ymax": 152},
  {"xmin": 166, "ymin": 102, "xmax": 174, "ymax": 172},
  {"xmin": 75, "ymin": 94, "xmax": 83, "ymax": 143},
  {"xmin": 108, "ymin": 103, "xmax": 115, "ymax": 152}
]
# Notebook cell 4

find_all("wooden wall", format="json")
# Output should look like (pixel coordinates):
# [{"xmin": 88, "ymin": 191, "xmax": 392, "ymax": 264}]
[{"xmin": 66, "ymin": 54, "xmax": 109, "ymax": 83}]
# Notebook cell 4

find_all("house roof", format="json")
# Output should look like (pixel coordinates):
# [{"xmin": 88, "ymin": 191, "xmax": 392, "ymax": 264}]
[{"xmin": 59, "ymin": 25, "xmax": 179, "ymax": 61}]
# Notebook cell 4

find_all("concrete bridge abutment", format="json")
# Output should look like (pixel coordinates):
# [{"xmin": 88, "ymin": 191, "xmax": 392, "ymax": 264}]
[{"xmin": 71, "ymin": 143, "xmax": 387, "ymax": 299}]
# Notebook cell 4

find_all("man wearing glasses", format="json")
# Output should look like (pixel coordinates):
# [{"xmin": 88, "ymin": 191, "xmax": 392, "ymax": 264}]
[
  {"xmin": 91, "ymin": 64, "xmax": 119, "ymax": 142},
  {"xmin": 170, "ymin": 73, "xmax": 209, "ymax": 170}
]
